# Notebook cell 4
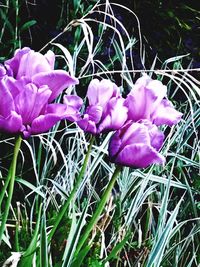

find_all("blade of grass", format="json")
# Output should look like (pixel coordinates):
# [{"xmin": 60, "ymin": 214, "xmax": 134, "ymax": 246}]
[
  {"xmin": 74, "ymin": 165, "xmax": 121, "ymax": 256},
  {"xmin": 47, "ymin": 136, "xmax": 94, "ymax": 242},
  {"xmin": 18, "ymin": 203, "xmax": 42, "ymax": 267}
]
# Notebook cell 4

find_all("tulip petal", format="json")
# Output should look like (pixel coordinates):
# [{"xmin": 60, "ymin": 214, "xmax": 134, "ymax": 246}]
[
  {"xmin": 4, "ymin": 76, "xmax": 22, "ymax": 98},
  {"xmin": 16, "ymin": 50, "xmax": 54, "ymax": 79},
  {"xmin": 109, "ymin": 121, "xmax": 149, "ymax": 159},
  {"xmin": 151, "ymin": 99, "xmax": 183, "ymax": 126},
  {"xmin": 44, "ymin": 50, "xmax": 55, "ymax": 69},
  {"xmin": 0, "ymin": 111, "xmax": 23, "ymax": 133},
  {"xmin": 46, "ymin": 103, "xmax": 79, "ymax": 121},
  {"xmin": 32, "ymin": 70, "xmax": 79, "ymax": 102},
  {"xmin": 5, "ymin": 47, "xmax": 31, "ymax": 77},
  {"xmin": 63, "ymin": 95, "xmax": 83, "ymax": 110},
  {"xmin": 125, "ymin": 87, "xmax": 157, "ymax": 121},
  {"xmin": 125, "ymin": 75, "xmax": 167, "ymax": 122},
  {"xmin": 15, "ymin": 83, "xmax": 51, "ymax": 124},
  {"xmin": 114, "ymin": 143, "xmax": 165, "ymax": 168},
  {"xmin": 0, "ymin": 77, "xmax": 15, "ymax": 117},
  {"xmin": 46, "ymin": 103, "xmax": 67, "ymax": 116},
  {"xmin": 108, "ymin": 130, "xmax": 122, "ymax": 159},
  {"xmin": 120, "ymin": 123, "xmax": 150, "ymax": 150},
  {"xmin": 135, "ymin": 75, "xmax": 167, "ymax": 101},
  {"xmin": 87, "ymin": 79, "xmax": 115, "ymax": 106},
  {"xmin": 86, "ymin": 105, "xmax": 103, "ymax": 124},
  {"xmin": 63, "ymin": 95, "xmax": 83, "ymax": 121},
  {"xmin": 108, "ymin": 120, "xmax": 165, "ymax": 168},
  {"xmin": 98, "ymin": 98, "xmax": 128, "ymax": 133},
  {"xmin": 77, "ymin": 115, "xmax": 97, "ymax": 134},
  {"xmin": 140, "ymin": 120, "xmax": 165, "ymax": 150},
  {"xmin": 0, "ymin": 64, "xmax": 6, "ymax": 77},
  {"xmin": 28, "ymin": 113, "xmax": 64, "ymax": 136}
]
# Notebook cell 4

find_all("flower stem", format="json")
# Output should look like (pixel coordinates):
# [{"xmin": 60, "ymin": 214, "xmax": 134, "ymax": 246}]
[
  {"xmin": 0, "ymin": 172, "xmax": 11, "ymax": 210},
  {"xmin": 0, "ymin": 135, "xmax": 22, "ymax": 242},
  {"xmin": 75, "ymin": 165, "xmax": 121, "ymax": 255},
  {"xmin": 48, "ymin": 136, "xmax": 95, "ymax": 243}
]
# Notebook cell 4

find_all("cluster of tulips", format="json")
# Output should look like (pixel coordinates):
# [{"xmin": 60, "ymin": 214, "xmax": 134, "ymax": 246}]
[
  {"xmin": 0, "ymin": 47, "xmax": 182, "ymax": 168},
  {"xmin": 0, "ymin": 47, "xmax": 183, "ymax": 251}
]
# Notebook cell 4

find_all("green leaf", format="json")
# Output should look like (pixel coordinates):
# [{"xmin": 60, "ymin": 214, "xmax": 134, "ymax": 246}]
[
  {"xmin": 47, "ymin": 136, "xmax": 94, "ymax": 243},
  {"xmin": 103, "ymin": 233, "xmax": 130, "ymax": 263},
  {"xmin": 62, "ymin": 200, "xmax": 90, "ymax": 267},
  {"xmin": 40, "ymin": 209, "xmax": 48, "ymax": 267},
  {"xmin": 146, "ymin": 197, "xmax": 183, "ymax": 266},
  {"xmin": 18, "ymin": 204, "xmax": 42, "ymax": 267},
  {"xmin": 20, "ymin": 20, "xmax": 37, "ymax": 32},
  {"xmin": 0, "ymin": 9, "xmax": 14, "ymax": 35},
  {"xmin": 73, "ymin": 0, "xmax": 82, "ymax": 14},
  {"xmin": 16, "ymin": 178, "xmax": 45, "ymax": 198},
  {"xmin": 71, "ymin": 245, "xmax": 91, "ymax": 267}
]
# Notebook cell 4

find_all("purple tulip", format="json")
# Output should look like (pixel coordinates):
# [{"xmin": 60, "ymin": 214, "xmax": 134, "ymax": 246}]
[
  {"xmin": 125, "ymin": 75, "xmax": 182, "ymax": 126},
  {"xmin": 0, "ymin": 48, "xmax": 80, "ymax": 138},
  {"xmin": 5, "ymin": 47, "xmax": 79, "ymax": 102},
  {"xmin": 108, "ymin": 120, "xmax": 165, "ymax": 168},
  {"xmin": 77, "ymin": 79, "xmax": 128, "ymax": 134}
]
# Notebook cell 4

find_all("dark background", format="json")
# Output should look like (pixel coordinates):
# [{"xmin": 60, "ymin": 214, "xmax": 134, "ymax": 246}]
[{"xmin": 0, "ymin": 0, "xmax": 199, "ymax": 66}]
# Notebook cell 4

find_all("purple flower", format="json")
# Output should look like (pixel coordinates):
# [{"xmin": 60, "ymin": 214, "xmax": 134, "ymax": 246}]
[
  {"xmin": 77, "ymin": 79, "xmax": 128, "ymax": 134},
  {"xmin": 0, "ymin": 48, "xmax": 80, "ymax": 138},
  {"xmin": 125, "ymin": 75, "xmax": 182, "ymax": 126},
  {"xmin": 108, "ymin": 120, "xmax": 165, "ymax": 168},
  {"xmin": 5, "ymin": 47, "xmax": 78, "ymax": 102}
]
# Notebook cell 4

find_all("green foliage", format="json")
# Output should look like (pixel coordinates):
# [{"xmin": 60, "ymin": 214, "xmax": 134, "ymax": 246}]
[{"xmin": 0, "ymin": 0, "xmax": 38, "ymax": 59}]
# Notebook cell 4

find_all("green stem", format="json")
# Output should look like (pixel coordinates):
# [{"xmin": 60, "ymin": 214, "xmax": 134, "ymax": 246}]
[
  {"xmin": 0, "ymin": 135, "xmax": 22, "ymax": 242},
  {"xmin": 0, "ymin": 172, "xmax": 11, "ymax": 210},
  {"xmin": 48, "ymin": 136, "xmax": 95, "ymax": 243},
  {"xmin": 75, "ymin": 165, "xmax": 121, "ymax": 255}
]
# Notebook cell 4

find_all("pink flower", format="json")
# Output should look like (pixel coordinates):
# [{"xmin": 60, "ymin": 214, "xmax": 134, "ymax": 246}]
[
  {"xmin": 125, "ymin": 75, "xmax": 182, "ymax": 126},
  {"xmin": 0, "ymin": 48, "xmax": 80, "ymax": 138},
  {"xmin": 108, "ymin": 120, "xmax": 165, "ymax": 168},
  {"xmin": 77, "ymin": 79, "xmax": 128, "ymax": 134},
  {"xmin": 5, "ymin": 47, "xmax": 78, "ymax": 102}
]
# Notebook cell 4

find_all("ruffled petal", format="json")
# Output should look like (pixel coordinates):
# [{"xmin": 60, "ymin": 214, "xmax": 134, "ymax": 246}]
[
  {"xmin": 120, "ymin": 122, "xmax": 150, "ymax": 150},
  {"xmin": 32, "ymin": 70, "xmax": 79, "ymax": 102},
  {"xmin": 45, "ymin": 103, "xmax": 68, "ymax": 116},
  {"xmin": 87, "ymin": 79, "xmax": 115, "ymax": 106},
  {"xmin": 135, "ymin": 75, "xmax": 167, "ymax": 101},
  {"xmin": 108, "ymin": 121, "xmax": 148, "ymax": 158},
  {"xmin": 86, "ymin": 105, "xmax": 103, "ymax": 124},
  {"xmin": 27, "ymin": 113, "xmax": 64, "ymax": 136},
  {"xmin": 77, "ymin": 115, "xmax": 97, "ymax": 134},
  {"xmin": 0, "ymin": 76, "xmax": 15, "ymax": 117},
  {"xmin": 45, "ymin": 103, "xmax": 78, "ymax": 121},
  {"xmin": 151, "ymin": 99, "xmax": 183, "ymax": 126},
  {"xmin": 5, "ymin": 47, "xmax": 31, "ymax": 77},
  {"xmin": 0, "ymin": 64, "xmax": 6, "ymax": 77},
  {"xmin": 114, "ymin": 143, "xmax": 165, "ymax": 168},
  {"xmin": 0, "ymin": 111, "xmax": 23, "ymax": 133},
  {"xmin": 63, "ymin": 95, "xmax": 83, "ymax": 110},
  {"xmin": 15, "ymin": 83, "xmax": 51, "ymax": 124},
  {"xmin": 63, "ymin": 95, "xmax": 83, "ymax": 121},
  {"xmin": 125, "ymin": 75, "xmax": 167, "ymax": 122},
  {"xmin": 44, "ymin": 50, "xmax": 55, "ymax": 69},
  {"xmin": 139, "ymin": 120, "xmax": 165, "ymax": 150},
  {"xmin": 98, "ymin": 98, "xmax": 128, "ymax": 133},
  {"xmin": 16, "ymin": 50, "xmax": 54, "ymax": 79},
  {"xmin": 108, "ymin": 120, "xmax": 165, "ymax": 168}
]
